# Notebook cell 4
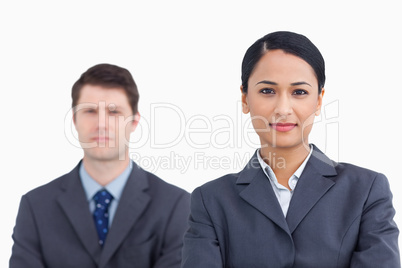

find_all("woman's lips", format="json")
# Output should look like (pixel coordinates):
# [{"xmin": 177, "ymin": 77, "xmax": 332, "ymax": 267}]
[{"xmin": 270, "ymin": 123, "xmax": 297, "ymax": 132}]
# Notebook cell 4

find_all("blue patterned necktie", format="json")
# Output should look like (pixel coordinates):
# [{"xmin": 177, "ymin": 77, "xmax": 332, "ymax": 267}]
[{"xmin": 93, "ymin": 189, "xmax": 113, "ymax": 247}]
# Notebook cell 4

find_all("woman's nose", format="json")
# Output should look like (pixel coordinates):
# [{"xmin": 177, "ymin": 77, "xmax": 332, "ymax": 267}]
[{"xmin": 274, "ymin": 95, "xmax": 293, "ymax": 116}]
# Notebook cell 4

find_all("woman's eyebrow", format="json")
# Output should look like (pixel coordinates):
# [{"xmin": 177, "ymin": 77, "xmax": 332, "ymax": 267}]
[
  {"xmin": 255, "ymin": 80, "xmax": 277, "ymax": 86},
  {"xmin": 291, "ymin": 81, "xmax": 312, "ymax": 87},
  {"xmin": 256, "ymin": 80, "xmax": 312, "ymax": 87}
]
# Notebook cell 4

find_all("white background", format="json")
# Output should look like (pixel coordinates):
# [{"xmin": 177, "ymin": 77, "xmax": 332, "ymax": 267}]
[{"xmin": 1, "ymin": 0, "xmax": 401, "ymax": 265}]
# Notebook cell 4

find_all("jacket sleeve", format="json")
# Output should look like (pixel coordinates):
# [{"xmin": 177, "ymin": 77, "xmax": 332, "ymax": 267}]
[
  {"xmin": 10, "ymin": 195, "xmax": 46, "ymax": 268},
  {"xmin": 154, "ymin": 191, "xmax": 191, "ymax": 268},
  {"xmin": 350, "ymin": 173, "xmax": 400, "ymax": 267},
  {"xmin": 181, "ymin": 187, "xmax": 224, "ymax": 268}
]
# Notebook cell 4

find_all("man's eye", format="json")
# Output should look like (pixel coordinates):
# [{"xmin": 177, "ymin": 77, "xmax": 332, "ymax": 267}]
[
  {"xmin": 293, "ymin": 89, "xmax": 308, "ymax": 95},
  {"xmin": 260, "ymin": 88, "xmax": 275, "ymax": 94}
]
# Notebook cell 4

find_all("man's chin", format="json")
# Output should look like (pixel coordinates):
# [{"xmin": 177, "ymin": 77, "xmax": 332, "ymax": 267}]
[{"xmin": 84, "ymin": 149, "xmax": 127, "ymax": 162}]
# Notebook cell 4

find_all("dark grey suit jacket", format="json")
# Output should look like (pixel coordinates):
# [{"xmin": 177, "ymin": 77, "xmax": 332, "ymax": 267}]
[
  {"xmin": 10, "ymin": 161, "xmax": 190, "ymax": 268},
  {"xmin": 182, "ymin": 146, "xmax": 400, "ymax": 267}
]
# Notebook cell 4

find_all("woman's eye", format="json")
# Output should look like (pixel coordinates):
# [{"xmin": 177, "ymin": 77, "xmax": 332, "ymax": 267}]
[
  {"xmin": 260, "ymin": 88, "xmax": 275, "ymax": 94},
  {"xmin": 293, "ymin": 89, "xmax": 308, "ymax": 95}
]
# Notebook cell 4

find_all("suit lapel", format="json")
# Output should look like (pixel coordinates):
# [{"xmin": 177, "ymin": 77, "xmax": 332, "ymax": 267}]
[
  {"xmin": 57, "ymin": 162, "xmax": 101, "ymax": 265},
  {"xmin": 286, "ymin": 146, "xmax": 337, "ymax": 233},
  {"xmin": 99, "ymin": 162, "xmax": 151, "ymax": 267},
  {"xmin": 238, "ymin": 152, "xmax": 291, "ymax": 235}
]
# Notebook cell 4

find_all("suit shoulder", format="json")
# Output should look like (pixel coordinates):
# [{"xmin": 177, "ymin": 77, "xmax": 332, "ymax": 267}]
[
  {"xmin": 194, "ymin": 172, "xmax": 240, "ymax": 197},
  {"xmin": 22, "ymin": 162, "xmax": 81, "ymax": 200},
  {"xmin": 332, "ymin": 161, "xmax": 390, "ymax": 189},
  {"xmin": 23, "ymin": 171, "xmax": 71, "ymax": 198},
  {"xmin": 141, "ymin": 168, "xmax": 189, "ymax": 197},
  {"xmin": 202, "ymin": 172, "xmax": 239, "ymax": 187},
  {"xmin": 335, "ymin": 161, "xmax": 384, "ymax": 178}
]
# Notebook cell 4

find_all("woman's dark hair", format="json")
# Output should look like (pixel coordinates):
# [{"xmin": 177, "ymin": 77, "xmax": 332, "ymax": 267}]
[
  {"xmin": 241, "ymin": 31, "xmax": 325, "ymax": 94},
  {"xmin": 72, "ymin": 63, "xmax": 139, "ymax": 114}
]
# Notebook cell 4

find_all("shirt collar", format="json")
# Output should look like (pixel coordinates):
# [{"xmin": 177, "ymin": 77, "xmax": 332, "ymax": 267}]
[
  {"xmin": 257, "ymin": 145, "xmax": 313, "ymax": 181},
  {"xmin": 79, "ymin": 162, "xmax": 132, "ymax": 202}
]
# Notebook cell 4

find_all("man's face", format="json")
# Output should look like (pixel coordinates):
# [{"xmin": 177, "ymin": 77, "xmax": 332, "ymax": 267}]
[{"xmin": 73, "ymin": 84, "xmax": 139, "ymax": 162}]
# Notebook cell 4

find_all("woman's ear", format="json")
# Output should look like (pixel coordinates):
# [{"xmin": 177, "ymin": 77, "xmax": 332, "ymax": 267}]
[
  {"xmin": 241, "ymin": 86, "xmax": 250, "ymax": 114},
  {"xmin": 315, "ymin": 88, "xmax": 325, "ymax": 116}
]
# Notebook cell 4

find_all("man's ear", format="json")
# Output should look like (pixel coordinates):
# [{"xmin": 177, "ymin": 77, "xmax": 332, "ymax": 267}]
[
  {"xmin": 129, "ymin": 112, "xmax": 141, "ymax": 132},
  {"xmin": 241, "ymin": 86, "xmax": 250, "ymax": 114},
  {"xmin": 315, "ymin": 88, "xmax": 325, "ymax": 116},
  {"xmin": 72, "ymin": 110, "xmax": 77, "ymax": 127}
]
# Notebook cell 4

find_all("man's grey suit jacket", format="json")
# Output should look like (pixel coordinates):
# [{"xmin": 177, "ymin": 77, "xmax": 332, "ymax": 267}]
[
  {"xmin": 182, "ymin": 146, "xmax": 400, "ymax": 267},
  {"xmin": 10, "ymin": 161, "xmax": 190, "ymax": 268}
]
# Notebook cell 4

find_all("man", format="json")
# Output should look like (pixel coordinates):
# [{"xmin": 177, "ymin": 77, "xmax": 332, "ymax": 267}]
[{"xmin": 10, "ymin": 64, "xmax": 190, "ymax": 268}]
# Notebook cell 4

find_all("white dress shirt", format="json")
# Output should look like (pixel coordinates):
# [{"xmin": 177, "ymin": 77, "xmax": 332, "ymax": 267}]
[{"xmin": 257, "ymin": 145, "xmax": 313, "ymax": 216}]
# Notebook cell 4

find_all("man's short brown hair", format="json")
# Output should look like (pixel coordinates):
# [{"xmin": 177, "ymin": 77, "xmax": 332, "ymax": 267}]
[{"xmin": 72, "ymin": 63, "xmax": 139, "ymax": 114}]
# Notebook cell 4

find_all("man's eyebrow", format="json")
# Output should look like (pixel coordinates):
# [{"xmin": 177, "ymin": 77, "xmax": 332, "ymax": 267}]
[
  {"xmin": 255, "ymin": 80, "xmax": 278, "ymax": 86},
  {"xmin": 291, "ymin": 81, "xmax": 312, "ymax": 87}
]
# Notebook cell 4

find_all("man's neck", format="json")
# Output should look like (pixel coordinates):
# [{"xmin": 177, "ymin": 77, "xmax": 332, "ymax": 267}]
[{"xmin": 82, "ymin": 157, "xmax": 130, "ymax": 186}]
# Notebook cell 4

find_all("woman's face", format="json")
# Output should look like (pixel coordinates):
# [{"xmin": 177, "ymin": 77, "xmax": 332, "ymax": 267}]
[{"xmin": 242, "ymin": 49, "xmax": 324, "ymax": 150}]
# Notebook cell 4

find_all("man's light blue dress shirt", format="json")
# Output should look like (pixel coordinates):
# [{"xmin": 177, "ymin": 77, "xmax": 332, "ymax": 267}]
[{"xmin": 79, "ymin": 163, "xmax": 132, "ymax": 226}]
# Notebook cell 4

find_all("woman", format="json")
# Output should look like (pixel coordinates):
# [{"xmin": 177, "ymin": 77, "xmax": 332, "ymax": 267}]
[{"xmin": 181, "ymin": 31, "xmax": 400, "ymax": 267}]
